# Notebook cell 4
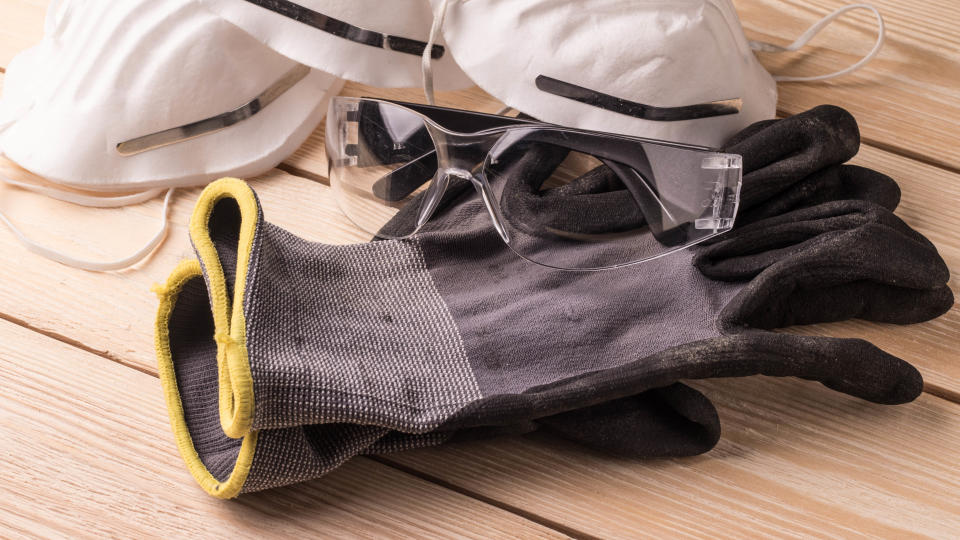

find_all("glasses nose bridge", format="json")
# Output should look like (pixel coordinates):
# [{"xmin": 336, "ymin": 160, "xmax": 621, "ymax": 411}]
[
  {"xmin": 427, "ymin": 125, "xmax": 498, "ymax": 172},
  {"xmin": 424, "ymin": 127, "xmax": 511, "ymax": 243}
]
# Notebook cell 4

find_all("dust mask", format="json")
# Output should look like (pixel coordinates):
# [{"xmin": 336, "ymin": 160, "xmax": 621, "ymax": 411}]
[
  {"xmin": 423, "ymin": 0, "xmax": 884, "ymax": 146},
  {"xmin": 0, "ymin": 0, "xmax": 343, "ymax": 271}
]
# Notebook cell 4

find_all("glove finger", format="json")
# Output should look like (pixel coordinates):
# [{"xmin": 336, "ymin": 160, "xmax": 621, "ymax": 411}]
[
  {"xmin": 723, "ymin": 105, "xmax": 860, "ymax": 211},
  {"xmin": 534, "ymin": 383, "xmax": 721, "ymax": 458},
  {"xmin": 715, "ymin": 220, "xmax": 952, "ymax": 330},
  {"xmin": 647, "ymin": 333, "xmax": 923, "ymax": 405},
  {"xmin": 735, "ymin": 164, "xmax": 901, "ymax": 226},
  {"xmin": 722, "ymin": 118, "xmax": 779, "ymax": 147},
  {"xmin": 696, "ymin": 200, "xmax": 932, "ymax": 281},
  {"xmin": 433, "ymin": 331, "xmax": 920, "ymax": 452}
]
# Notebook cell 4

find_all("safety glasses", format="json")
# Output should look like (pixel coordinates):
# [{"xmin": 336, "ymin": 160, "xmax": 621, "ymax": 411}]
[{"xmin": 326, "ymin": 97, "xmax": 742, "ymax": 270}]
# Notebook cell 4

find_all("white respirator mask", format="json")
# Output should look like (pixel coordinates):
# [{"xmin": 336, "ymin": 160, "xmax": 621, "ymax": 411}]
[
  {"xmin": 421, "ymin": 0, "xmax": 884, "ymax": 146},
  {"xmin": 0, "ymin": 0, "xmax": 343, "ymax": 271}
]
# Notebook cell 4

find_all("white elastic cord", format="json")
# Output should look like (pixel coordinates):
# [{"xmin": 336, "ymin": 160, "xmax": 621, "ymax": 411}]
[
  {"xmin": 0, "ymin": 182, "xmax": 174, "ymax": 272},
  {"xmin": 1, "ymin": 178, "xmax": 164, "ymax": 207},
  {"xmin": 421, "ymin": 0, "xmax": 451, "ymax": 105},
  {"xmin": 750, "ymin": 3, "xmax": 885, "ymax": 83}
]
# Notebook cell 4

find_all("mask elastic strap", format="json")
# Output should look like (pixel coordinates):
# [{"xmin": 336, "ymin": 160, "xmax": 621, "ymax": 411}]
[
  {"xmin": 750, "ymin": 3, "xmax": 885, "ymax": 83},
  {"xmin": 421, "ymin": 0, "xmax": 451, "ymax": 105},
  {"xmin": 0, "ymin": 179, "xmax": 173, "ymax": 271}
]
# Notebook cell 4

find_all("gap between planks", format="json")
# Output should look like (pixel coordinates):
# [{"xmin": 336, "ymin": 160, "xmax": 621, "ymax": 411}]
[{"xmin": 367, "ymin": 455, "xmax": 602, "ymax": 540}]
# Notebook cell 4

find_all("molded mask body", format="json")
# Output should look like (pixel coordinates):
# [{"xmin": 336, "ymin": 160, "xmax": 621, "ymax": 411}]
[
  {"xmin": 432, "ymin": 0, "xmax": 776, "ymax": 147},
  {"xmin": 427, "ymin": 0, "xmax": 882, "ymax": 147},
  {"xmin": 0, "ymin": 0, "xmax": 342, "ymax": 192}
]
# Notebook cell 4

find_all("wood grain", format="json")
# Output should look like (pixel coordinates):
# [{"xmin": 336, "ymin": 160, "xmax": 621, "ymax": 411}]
[
  {"xmin": 0, "ymin": 318, "xmax": 565, "ymax": 539},
  {"xmin": 734, "ymin": 0, "xmax": 960, "ymax": 172},
  {"xmin": 0, "ymin": 1, "xmax": 959, "ymax": 537},
  {"xmin": 382, "ymin": 376, "xmax": 960, "ymax": 538}
]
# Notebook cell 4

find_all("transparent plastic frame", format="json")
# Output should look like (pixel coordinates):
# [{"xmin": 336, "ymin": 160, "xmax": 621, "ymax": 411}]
[{"xmin": 326, "ymin": 97, "xmax": 742, "ymax": 271}]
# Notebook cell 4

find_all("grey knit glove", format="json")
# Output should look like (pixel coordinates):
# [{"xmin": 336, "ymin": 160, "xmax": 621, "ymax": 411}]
[{"xmin": 154, "ymin": 106, "xmax": 951, "ymax": 498}]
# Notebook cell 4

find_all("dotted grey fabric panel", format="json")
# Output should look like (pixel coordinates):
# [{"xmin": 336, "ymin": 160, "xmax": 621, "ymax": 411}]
[
  {"xmin": 164, "ymin": 268, "xmax": 457, "ymax": 494},
  {"xmin": 241, "ymin": 425, "xmax": 451, "ymax": 494},
  {"xmin": 242, "ymin": 222, "xmax": 482, "ymax": 432},
  {"xmin": 242, "ymin": 425, "xmax": 386, "ymax": 493}
]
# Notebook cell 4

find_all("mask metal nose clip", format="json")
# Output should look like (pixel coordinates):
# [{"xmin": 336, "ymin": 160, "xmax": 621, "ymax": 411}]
[{"xmin": 116, "ymin": 63, "xmax": 311, "ymax": 156}]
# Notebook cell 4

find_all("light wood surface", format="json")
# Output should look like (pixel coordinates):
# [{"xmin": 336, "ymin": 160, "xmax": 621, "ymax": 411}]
[
  {"xmin": 0, "ymin": 318, "xmax": 564, "ymax": 539},
  {"xmin": 0, "ymin": 0, "xmax": 958, "ymax": 537},
  {"xmin": 384, "ymin": 377, "xmax": 960, "ymax": 538}
]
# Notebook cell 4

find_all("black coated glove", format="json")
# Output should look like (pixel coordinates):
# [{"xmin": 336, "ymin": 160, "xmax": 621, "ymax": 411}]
[{"xmin": 154, "ymin": 106, "xmax": 951, "ymax": 497}]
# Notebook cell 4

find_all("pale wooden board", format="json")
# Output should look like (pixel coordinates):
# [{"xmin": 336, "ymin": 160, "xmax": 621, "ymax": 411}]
[
  {"xmin": 3, "ymin": 0, "xmax": 960, "ymax": 173},
  {"xmin": 1, "ymin": 1, "xmax": 959, "ymax": 536},
  {"xmin": 382, "ymin": 376, "xmax": 960, "ymax": 538},
  {"xmin": 0, "ymin": 318, "xmax": 565, "ymax": 539},
  {"xmin": 734, "ymin": 0, "xmax": 960, "ymax": 172}
]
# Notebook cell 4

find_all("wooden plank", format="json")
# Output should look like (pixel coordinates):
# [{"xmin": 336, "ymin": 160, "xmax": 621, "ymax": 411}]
[
  {"xmin": 382, "ymin": 376, "xmax": 960, "ymax": 538},
  {"xmin": 734, "ymin": 0, "xmax": 960, "ymax": 172},
  {"xmin": 0, "ymin": 318, "xmax": 565, "ymax": 539}
]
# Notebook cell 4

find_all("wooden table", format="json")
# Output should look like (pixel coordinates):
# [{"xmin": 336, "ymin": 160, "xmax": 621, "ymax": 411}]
[{"xmin": 1, "ymin": 1, "xmax": 957, "ymax": 537}]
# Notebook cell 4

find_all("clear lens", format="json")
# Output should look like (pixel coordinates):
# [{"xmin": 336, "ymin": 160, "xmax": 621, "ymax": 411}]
[
  {"xmin": 326, "ymin": 98, "xmax": 439, "ymax": 238},
  {"xmin": 328, "ymin": 99, "xmax": 742, "ymax": 270},
  {"xmin": 482, "ymin": 128, "xmax": 742, "ymax": 270}
]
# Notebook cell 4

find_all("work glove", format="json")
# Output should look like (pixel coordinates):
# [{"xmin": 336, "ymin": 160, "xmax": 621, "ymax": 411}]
[{"xmin": 154, "ymin": 106, "xmax": 952, "ymax": 498}]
